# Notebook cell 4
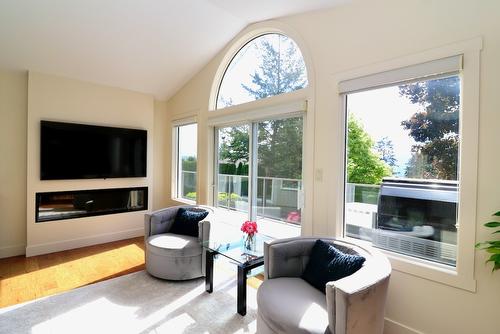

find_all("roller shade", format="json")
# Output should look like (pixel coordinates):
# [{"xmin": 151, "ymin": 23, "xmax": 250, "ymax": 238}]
[
  {"xmin": 339, "ymin": 55, "xmax": 463, "ymax": 94},
  {"xmin": 172, "ymin": 116, "xmax": 197, "ymax": 127}
]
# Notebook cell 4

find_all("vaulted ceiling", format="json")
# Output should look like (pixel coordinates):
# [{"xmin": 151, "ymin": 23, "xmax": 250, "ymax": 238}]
[{"xmin": 0, "ymin": 0, "xmax": 348, "ymax": 100}]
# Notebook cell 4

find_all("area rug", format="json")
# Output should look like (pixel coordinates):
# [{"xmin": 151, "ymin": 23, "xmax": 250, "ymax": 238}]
[{"xmin": 0, "ymin": 269, "xmax": 258, "ymax": 334}]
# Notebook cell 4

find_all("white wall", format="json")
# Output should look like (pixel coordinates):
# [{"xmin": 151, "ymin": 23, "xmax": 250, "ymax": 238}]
[
  {"xmin": 153, "ymin": 100, "xmax": 169, "ymax": 210},
  {"xmin": 26, "ymin": 72, "xmax": 155, "ymax": 256},
  {"xmin": 0, "ymin": 70, "xmax": 27, "ymax": 258},
  {"xmin": 165, "ymin": 0, "xmax": 500, "ymax": 333}
]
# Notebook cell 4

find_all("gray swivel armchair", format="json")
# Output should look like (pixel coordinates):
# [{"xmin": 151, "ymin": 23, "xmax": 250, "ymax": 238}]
[
  {"xmin": 144, "ymin": 205, "xmax": 211, "ymax": 280},
  {"xmin": 257, "ymin": 237, "xmax": 391, "ymax": 334}
]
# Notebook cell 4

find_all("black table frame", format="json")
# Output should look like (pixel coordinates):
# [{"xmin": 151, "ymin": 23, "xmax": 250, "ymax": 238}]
[{"xmin": 205, "ymin": 248, "xmax": 264, "ymax": 316}]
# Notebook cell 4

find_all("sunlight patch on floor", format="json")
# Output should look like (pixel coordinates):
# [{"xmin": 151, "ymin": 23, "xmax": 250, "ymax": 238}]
[
  {"xmin": 32, "ymin": 297, "xmax": 139, "ymax": 334},
  {"xmin": 148, "ymin": 313, "xmax": 196, "ymax": 334}
]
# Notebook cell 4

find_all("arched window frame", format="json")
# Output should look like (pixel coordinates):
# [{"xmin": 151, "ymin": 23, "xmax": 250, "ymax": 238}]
[
  {"xmin": 207, "ymin": 23, "xmax": 315, "ymax": 236},
  {"xmin": 213, "ymin": 32, "xmax": 309, "ymax": 110},
  {"xmin": 209, "ymin": 26, "xmax": 314, "ymax": 112}
]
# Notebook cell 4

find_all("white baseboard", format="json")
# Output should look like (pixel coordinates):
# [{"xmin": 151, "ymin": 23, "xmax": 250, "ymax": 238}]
[
  {"xmin": 0, "ymin": 244, "xmax": 26, "ymax": 258},
  {"xmin": 26, "ymin": 228, "xmax": 144, "ymax": 257},
  {"xmin": 385, "ymin": 318, "xmax": 425, "ymax": 334}
]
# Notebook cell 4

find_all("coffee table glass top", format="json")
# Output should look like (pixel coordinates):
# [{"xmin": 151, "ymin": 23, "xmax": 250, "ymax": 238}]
[{"xmin": 202, "ymin": 234, "xmax": 273, "ymax": 265}]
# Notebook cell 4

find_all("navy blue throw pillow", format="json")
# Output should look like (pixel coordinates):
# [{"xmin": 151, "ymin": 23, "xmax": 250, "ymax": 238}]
[
  {"xmin": 302, "ymin": 239, "xmax": 366, "ymax": 293},
  {"xmin": 170, "ymin": 207, "xmax": 209, "ymax": 237}
]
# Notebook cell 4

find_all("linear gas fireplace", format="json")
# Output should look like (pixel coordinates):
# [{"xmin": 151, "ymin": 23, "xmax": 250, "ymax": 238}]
[{"xmin": 36, "ymin": 187, "xmax": 148, "ymax": 222}]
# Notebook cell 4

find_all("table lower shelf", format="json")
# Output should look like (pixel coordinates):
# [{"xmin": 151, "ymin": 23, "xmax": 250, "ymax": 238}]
[{"xmin": 204, "ymin": 248, "xmax": 264, "ymax": 316}]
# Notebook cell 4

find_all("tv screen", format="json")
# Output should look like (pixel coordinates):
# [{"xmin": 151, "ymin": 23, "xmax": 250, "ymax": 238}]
[{"xmin": 41, "ymin": 121, "xmax": 147, "ymax": 180}]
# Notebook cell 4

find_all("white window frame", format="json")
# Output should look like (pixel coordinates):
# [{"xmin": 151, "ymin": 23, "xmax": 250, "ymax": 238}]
[
  {"xmin": 172, "ymin": 117, "xmax": 197, "ymax": 204},
  {"xmin": 214, "ymin": 33, "xmax": 309, "ymax": 111},
  {"xmin": 333, "ymin": 38, "xmax": 482, "ymax": 291}
]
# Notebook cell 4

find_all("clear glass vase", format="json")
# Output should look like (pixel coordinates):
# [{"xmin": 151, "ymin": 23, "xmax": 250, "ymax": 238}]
[{"xmin": 243, "ymin": 233, "xmax": 256, "ymax": 251}]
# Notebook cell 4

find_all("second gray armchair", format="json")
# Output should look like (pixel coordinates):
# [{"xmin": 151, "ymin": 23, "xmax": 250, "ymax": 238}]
[{"xmin": 257, "ymin": 237, "xmax": 391, "ymax": 334}]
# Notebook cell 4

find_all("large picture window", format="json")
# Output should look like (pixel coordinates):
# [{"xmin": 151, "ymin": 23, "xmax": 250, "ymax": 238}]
[
  {"xmin": 174, "ymin": 123, "xmax": 197, "ymax": 201},
  {"xmin": 341, "ymin": 57, "xmax": 463, "ymax": 266}
]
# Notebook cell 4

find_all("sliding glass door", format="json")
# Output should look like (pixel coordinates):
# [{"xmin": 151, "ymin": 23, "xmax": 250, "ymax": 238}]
[
  {"xmin": 216, "ymin": 124, "xmax": 250, "ymax": 214},
  {"xmin": 215, "ymin": 115, "xmax": 304, "ymax": 233},
  {"xmin": 256, "ymin": 117, "xmax": 303, "ymax": 226}
]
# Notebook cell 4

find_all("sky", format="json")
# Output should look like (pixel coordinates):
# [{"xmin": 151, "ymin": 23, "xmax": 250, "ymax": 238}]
[
  {"xmin": 178, "ymin": 123, "xmax": 197, "ymax": 159},
  {"xmin": 347, "ymin": 86, "xmax": 422, "ymax": 176}
]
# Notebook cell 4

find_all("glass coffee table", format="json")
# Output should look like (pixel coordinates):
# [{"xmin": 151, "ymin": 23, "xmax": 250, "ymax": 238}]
[{"xmin": 202, "ymin": 234, "xmax": 272, "ymax": 316}]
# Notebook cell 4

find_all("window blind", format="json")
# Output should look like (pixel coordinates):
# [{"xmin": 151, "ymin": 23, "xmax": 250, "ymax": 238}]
[
  {"xmin": 172, "ymin": 116, "xmax": 197, "ymax": 127},
  {"xmin": 338, "ymin": 55, "xmax": 463, "ymax": 94}
]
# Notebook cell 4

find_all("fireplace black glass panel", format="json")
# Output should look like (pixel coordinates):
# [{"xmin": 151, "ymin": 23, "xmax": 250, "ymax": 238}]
[{"xmin": 36, "ymin": 187, "xmax": 148, "ymax": 222}]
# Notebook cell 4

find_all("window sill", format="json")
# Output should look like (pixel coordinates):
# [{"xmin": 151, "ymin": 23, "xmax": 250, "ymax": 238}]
[
  {"xmin": 343, "ymin": 236, "xmax": 476, "ymax": 292},
  {"xmin": 171, "ymin": 198, "xmax": 196, "ymax": 206}
]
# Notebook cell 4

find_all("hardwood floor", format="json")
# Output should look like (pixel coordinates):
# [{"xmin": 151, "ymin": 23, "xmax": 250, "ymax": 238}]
[
  {"xmin": 0, "ymin": 237, "xmax": 145, "ymax": 308},
  {"xmin": 0, "ymin": 236, "xmax": 263, "ymax": 308}
]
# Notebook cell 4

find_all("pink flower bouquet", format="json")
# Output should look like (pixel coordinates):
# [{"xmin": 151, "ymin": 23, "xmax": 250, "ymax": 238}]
[
  {"xmin": 241, "ymin": 221, "xmax": 258, "ymax": 251},
  {"xmin": 241, "ymin": 220, "xmax": 258, "ymax": 236}
]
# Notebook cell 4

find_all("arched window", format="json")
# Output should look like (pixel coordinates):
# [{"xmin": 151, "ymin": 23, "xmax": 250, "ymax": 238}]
[
  {"xmin": 216, "ymin": 33, "xmax": 308, "ymax": 109},
  {"xmin": 210, "ymin": 31, "xmax": 309, "ymax": 234}
]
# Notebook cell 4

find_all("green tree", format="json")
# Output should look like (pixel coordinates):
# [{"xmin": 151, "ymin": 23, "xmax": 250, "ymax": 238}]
[
  {"xmin": 257, "ymin": 117, "xmax": 303, "ymax": 179},
  {"xmin": 400, "ymin": 76, "xmax": 460, "ymax": 180},
  {"xmin": 347, "ymin": 117, "xmax": 392, "ymax": 184},
  {"xmin": 241, "ymin": 35, "xmax": 307, "ymax": 99},
  {"xmin": 375, "ymin": 137, "xmax": 397, "ymax": 168},
  {"xmin": 218, "ymin": 125, "xmax": 249, "ymax": 175},
  {"xmin": 219, "ymin": 35, "xmax": 307, "ymax": 179},
  {"xmin": 405, "ymin": 150, "xmax": 428, "ymax": 179},
  {"xmin": 243, "ymin": 35, "xmax": 306, "ymax": 179},
  {"xmin": 181, "ymin": 156, "xmax": 197, "ymax": 172}
]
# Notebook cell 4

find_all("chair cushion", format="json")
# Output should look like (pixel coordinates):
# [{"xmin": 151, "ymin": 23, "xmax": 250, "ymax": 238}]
[
  {"xmin": 302, "ymin": 239, "xmax": 365, "ymax": 293},
  {"xmin": 257, "ymin": 277, "xmax": 329, "ymax": 334},
  {"xmin": 169, "ymin": 207, "xmax": 209, "ymax": 237},
  {"xmin": 147, "ymin": 233, "xmax": 202, "ymax": 257}
]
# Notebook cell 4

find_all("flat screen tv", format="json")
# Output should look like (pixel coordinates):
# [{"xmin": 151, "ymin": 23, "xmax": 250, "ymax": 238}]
[{"xmin": 41, "ymin": 120, "xmax": 147, "ymax": 180}]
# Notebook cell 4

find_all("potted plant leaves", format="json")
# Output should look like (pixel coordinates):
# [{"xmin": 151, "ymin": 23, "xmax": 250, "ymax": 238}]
[{"xmin": 476, "ymin": 211, "xmax": 500, "ymax": 271}]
